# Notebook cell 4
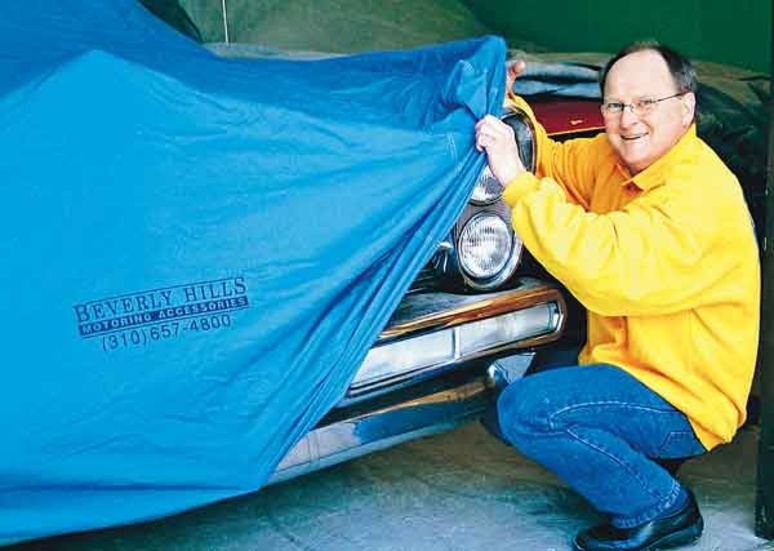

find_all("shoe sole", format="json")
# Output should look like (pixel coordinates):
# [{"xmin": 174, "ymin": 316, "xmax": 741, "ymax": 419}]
[
  {"xmin": 648, "ymin": 516, "xmax": 703, "ymax": 550},
  {"xmin": 572, "ymin": 517, "xmax": 703, "ymax": 551},
  {"xmin": 642, "ymin": 516, "xmax": 704, "ymax": 551}
]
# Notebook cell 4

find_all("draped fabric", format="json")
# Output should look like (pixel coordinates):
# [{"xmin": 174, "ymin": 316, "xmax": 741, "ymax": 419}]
[{"xmin": 0, "ymin": 1, "xmax": 505, "ymax": 544}]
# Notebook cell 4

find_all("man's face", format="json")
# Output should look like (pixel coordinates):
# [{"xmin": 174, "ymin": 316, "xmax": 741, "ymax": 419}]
[{"xmin": 602, "ymin": 50, "xmax": 695, "ymax": 175}]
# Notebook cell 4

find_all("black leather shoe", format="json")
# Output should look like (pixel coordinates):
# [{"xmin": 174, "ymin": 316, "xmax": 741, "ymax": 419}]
[{"xmin": 573, "ymin": 490, "xmax": 703, "ymax": 551}]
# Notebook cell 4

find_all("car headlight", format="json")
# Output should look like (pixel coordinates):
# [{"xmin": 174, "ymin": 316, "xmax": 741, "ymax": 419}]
[
  {"xmin": 413, "ymin": 107, "xmax": 536, "ymax": 294},
  {"xmin": 470, "ymin": 166, "xmax": 503, "ymax": 206},
  {"xmin": 458, "ymin": 213, "xmax": 516, "ymax": 280}
]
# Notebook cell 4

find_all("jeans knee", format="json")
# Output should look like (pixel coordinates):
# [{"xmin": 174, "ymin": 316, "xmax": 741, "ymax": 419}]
[{"xmin": 496, "ymin": 379, "xmax": 551, "ymax": 447}]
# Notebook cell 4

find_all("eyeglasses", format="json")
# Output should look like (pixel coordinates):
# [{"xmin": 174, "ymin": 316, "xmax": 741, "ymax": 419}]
[{"xmin": 600, "ymin": 93, "xmax": 686, "ymax": 118}]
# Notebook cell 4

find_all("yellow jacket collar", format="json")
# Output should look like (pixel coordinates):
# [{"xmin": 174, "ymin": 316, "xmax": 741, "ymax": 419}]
[{"xmin": 617, "ymin": 124, "xmax": 698, "ymax": 191}]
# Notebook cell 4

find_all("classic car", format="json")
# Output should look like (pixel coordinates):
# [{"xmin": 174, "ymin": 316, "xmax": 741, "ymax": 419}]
[
  {"xmin": 268, "ymin": 86, "xmax": 768, "ymax": 483},
  {"xmin": 144, "ymin": 0, "xmax": 769, "ymax": 487},
  {"xmin": 0, "ymin": 3, "xmax": 765, "ymax": 546},
  {"xmin": 267, "ymin": 100, "xmax": 602, "ymax": 484}
]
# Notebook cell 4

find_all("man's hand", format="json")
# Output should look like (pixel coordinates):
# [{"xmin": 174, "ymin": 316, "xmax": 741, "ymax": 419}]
[
  {"xmin": 473, "ymin": 59, "xmax": 529, "ymax": 186},
  {"xmin": 506, "ymin": 59, "xmax": 527, "ymax": 99},
  {"xmin": 475, "ymin": 115, "xmax": 527, "ymax": 186}
]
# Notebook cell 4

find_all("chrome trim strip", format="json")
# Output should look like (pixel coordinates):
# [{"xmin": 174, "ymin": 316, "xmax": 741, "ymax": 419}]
[
  {"xmin": 380, "ymin": 278, "xmax": 566, "ymax": 342},
  {"xmin": 269, "ymin": 372, "xmax": 499, "ymax": 485},
  {"xmin": 345, "ymin": 305, "xmax": 562, "ymax": 401}
]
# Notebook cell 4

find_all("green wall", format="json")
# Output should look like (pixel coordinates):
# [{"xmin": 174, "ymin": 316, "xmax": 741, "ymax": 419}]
[{"xmin": 463, "ymin": 0, "xmax": 771, "ymax": 73}]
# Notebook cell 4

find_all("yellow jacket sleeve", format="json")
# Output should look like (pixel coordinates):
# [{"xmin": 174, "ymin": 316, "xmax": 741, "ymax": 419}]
[
  {"xmin": 507, "ymin": 95, "xmax": 602, "ymax": 209},
  {"xmin": 504, "ymin": 165, "xmax": 754, "ymax": 317}
]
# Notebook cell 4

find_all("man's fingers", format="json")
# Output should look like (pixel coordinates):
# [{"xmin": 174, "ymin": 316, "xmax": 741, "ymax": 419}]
[
  {"xmin": 508, "ymin": 60, "xmax": 527, "ymax": 77},
  {"xmin": 476, "ymin": 117, "xmax": 515, "ymax": 150},
  {"xmin": 506, "ymin": 60, "xmax": 527, "ymax": 93},
  {"xmin": 474, "ymin": 114, "xmax": 499, "ymax": 133}
]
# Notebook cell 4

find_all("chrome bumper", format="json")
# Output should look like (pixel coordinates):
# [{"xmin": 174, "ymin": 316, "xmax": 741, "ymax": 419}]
[
  {"xmin": 269, "ymin": 277, "xmax": 565, "ymax": 485},
  {"xmin": 346, "ymin": 277, "xmax": 565, "ymax": 403}
]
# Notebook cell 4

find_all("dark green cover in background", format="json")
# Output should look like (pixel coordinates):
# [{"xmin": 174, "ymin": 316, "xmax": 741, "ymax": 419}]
[{"xmin": 179, "ymin": 0, "xmax": 770, "ymax": 73}]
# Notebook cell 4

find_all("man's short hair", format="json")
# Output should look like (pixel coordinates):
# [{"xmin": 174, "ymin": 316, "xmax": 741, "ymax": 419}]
[{"xmin": 598, "ymin": 41, "xmax": 697, "ymax": 96}]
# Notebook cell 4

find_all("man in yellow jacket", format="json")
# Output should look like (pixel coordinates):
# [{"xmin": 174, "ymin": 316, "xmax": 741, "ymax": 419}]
[{"xmin": 475, "ymin": 41, "xmax": 760, "ymax": 551}]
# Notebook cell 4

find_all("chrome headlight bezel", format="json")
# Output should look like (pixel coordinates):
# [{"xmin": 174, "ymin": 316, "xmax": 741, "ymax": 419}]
[
  {"xmin": 456, "ymin": 211, "xmax": 523, "ymax": 291},
  {"xmin": 412, "ymin": 106, "xmax": 536, "ymax": 294},
  {"xmin": 469, "ymin": 165, "xmax": 503, "ymax": 206}
]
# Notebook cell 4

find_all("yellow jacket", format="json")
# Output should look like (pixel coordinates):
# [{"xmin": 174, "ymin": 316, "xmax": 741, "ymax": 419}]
[{"xmin": 503, "ymin": 97, "xmax": 760, "ymax": 450}]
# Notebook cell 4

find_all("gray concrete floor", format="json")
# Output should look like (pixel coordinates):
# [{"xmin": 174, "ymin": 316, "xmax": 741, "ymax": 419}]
[{"xmin": 8, "ymin": 422, "xmax": 773, "ymax": 551}]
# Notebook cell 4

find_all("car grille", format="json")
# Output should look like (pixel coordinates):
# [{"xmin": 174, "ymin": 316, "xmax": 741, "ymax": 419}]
[{"xmin": 407, "ymin": 263, "xmax": 438, "ymax": 294}]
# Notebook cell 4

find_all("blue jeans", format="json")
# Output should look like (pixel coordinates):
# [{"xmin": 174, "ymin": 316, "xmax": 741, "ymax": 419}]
[{"xmin": 496, "ymin": 364, "xmax": 706, "ymax": 528}]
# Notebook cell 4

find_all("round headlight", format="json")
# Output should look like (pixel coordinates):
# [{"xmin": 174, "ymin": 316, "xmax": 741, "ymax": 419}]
[
  {"xmin": 458, "ymin": 213, "xmax": 513, "ymax": 279},
  {"xmin": 470, "ymin": 166, "xmax": 503, "ymax": 206}
]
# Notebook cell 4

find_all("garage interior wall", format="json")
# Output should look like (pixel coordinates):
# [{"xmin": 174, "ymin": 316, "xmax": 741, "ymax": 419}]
[
  {"xmin": 179, "ymin": 0, "xmax": 770, "ymax": 73},
  {"xmin": 466, "ymin": 0, "xmax": 771, "ymax": 73}
]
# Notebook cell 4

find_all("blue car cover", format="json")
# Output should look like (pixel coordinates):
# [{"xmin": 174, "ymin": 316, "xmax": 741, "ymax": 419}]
[{"xmin": 0, "ymin": 1, "xmax": 505, "ymax": 544}]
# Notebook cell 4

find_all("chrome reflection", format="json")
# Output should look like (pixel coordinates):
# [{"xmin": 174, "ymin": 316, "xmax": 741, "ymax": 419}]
[
  {"xmin": 351, "ymin": 302, "xmax": 561, "ymax": 395},
  {"xmin": 470, "ymin": 165, "xmax": 503, "ymax": 205}
]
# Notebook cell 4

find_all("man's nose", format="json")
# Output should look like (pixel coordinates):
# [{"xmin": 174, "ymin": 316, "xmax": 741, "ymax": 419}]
[{"xmin": 619, "ymin": 104, "xmax": 639, "ymax": 126}]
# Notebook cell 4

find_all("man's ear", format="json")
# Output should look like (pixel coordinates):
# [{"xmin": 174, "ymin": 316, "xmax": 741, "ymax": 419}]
[{"xmin": 682, "ymin": 92, "xmax": 697, "ymax": 125}]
